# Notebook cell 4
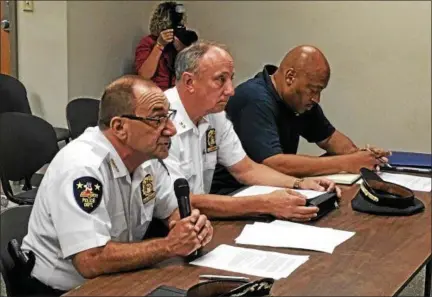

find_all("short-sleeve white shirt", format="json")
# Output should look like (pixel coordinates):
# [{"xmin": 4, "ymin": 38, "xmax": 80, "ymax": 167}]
[
  {"xmin": 21, "ymin": 127, "xmax": 177, "ymax": 291},
  {"xmin": 164, "ymin": 87, "xmax": 246, "ymax": 194}
]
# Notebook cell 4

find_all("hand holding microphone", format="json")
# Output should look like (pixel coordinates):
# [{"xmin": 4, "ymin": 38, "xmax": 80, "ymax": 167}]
[{"xmin": 167, "ymin": 178, "xmax": 213, "ymax": 260}]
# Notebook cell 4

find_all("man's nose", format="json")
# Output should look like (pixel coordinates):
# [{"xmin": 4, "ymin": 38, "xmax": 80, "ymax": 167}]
[
  {"xmin": 224, "ymin": 80, "xmax": 235, "ymax": 96},
  {"xmin": 163, "ymin": 119, "xmax": 177, "ymax": 136}
]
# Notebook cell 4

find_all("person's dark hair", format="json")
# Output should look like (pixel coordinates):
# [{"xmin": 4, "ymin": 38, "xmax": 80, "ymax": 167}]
[
  {"xmin": 174, "ymin": 40, "xmax": 230, "ymax": 81},
  {"xmin": 149, "ymin": 1, "xmax": 187, "ymax": 36},
  {"xmin": 98, "ymin": 75, "xmax": 139, "ymax": 130}
]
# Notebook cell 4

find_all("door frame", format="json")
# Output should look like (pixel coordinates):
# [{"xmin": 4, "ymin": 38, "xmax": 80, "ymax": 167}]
[{"xmin": 1, "ymin": 0, "xmax": 18, "ymax": 77}]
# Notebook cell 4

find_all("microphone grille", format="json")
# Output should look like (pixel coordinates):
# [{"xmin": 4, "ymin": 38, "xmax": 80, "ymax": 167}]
[{"xmin": 174, "ymin": 178, "xmax": 190, "ymax": 197}]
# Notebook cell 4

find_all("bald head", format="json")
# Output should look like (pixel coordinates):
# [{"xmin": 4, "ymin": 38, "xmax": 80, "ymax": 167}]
[
  {"xmin": 272, "ymin": 45, "xmax": 331, "ymax": 114},
  {"xmin": 98, "ymin": 75, "xmax": 162, "ymax": 129},
  {"xmin": 279, "ymin": 45, "xmax": 330, "ymax": 80}
]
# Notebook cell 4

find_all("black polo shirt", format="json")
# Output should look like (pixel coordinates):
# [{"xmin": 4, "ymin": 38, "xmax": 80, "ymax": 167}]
[{"xmin": 211, "ymin": 65, "xmax": 336, "ymax": 195}]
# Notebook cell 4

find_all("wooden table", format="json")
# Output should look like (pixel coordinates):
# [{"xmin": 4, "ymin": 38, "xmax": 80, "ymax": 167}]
[{"xmin": 65, "ymin": 185, "xmax": 431, "ymax": 296}]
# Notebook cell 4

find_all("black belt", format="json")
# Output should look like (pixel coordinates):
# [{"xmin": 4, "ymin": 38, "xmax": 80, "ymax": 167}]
[{"xmin": 24, "ymin": 276, "xmax": 67, "ymax": 297}]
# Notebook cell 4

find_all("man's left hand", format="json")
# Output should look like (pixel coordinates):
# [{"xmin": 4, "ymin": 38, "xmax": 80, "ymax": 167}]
[
  {"xmin": 192, "ymin": 213, "xmax": 214, "ymax": 247},
  {"xmin": 299, "ymin": 177, "xmax": 342, "ymax": 198}
]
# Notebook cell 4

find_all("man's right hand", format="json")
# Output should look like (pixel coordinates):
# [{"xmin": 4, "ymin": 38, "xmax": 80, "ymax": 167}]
[
  {"xmin": 157, "ymin": 29, "xmax": 174, "ymax": 47},
  {"xmin": 343, "ymin": 150, "xmax": 383, "ymax": 173},
  {"xmin": 166, "ymin": 209, "xmax": 204, "ymax": 257},
  {"xmin": 264, "ymin": 189, "xmax": 319, "ymax": 221}
]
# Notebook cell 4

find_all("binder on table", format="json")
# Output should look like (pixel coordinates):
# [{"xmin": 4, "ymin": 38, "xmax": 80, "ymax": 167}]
[
  {"xmin": 384, "ymin": 151, "xmax": 432, "ymax": 174},
  {"xmin": 388, "ymin": 151, "xmax": 431, "ymax": 168}
]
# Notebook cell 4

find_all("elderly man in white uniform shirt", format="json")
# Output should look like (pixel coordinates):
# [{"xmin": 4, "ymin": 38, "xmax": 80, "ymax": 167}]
[
  {"xmin": 21, "ymin": 76, "xmax": 213, "ymax": 295},
  {"xmin": 164, "ymin": 41, "xmax": 341, "ymax": 220}
]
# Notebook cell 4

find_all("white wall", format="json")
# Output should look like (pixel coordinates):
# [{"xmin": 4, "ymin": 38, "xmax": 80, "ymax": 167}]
[
  {"xmin": 17, "ymin": 1, "xmax": 68, "ymax": 128},
  {"xmin": 184, "ymin": 1, "xmax": 431, "ymax": 154},
  {"xmin": 17, "ymin": 0, "xmax": 156, "ymax": 127},
  {"xmin": 17, "ymin": 1, "xmax": 431, "ymax": 154},
  {"xmin": 67, "ymin": 1, "xmax": 153, "ymax": 100}
]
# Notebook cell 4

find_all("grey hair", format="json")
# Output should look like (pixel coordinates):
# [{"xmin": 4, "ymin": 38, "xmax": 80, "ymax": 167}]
[
  {"xmin": 97, "ymin": 75, "xmax": 156, "ymax": 130},
  {"xmin": 174, "ymin": 40, "xmax": 230, "ymax": 81}
]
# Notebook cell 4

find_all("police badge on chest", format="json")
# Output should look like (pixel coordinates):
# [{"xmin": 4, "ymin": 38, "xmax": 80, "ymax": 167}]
[
  {"xmin": 205, "ymin": 128, "xmax": 218, "ymax": 153},
  {"xmin": 141, "ymin": 174, "xmax": 156, "ymax": 204}
]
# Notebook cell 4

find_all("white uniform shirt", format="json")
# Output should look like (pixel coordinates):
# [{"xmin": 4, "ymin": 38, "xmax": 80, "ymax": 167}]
[
  {"xmin": 21, "ymin": 127, "xmax": 177, "ymax": 291},
  {"xmin": 164, "ymin": 87, "xmax": 246, "ymax": 194}
]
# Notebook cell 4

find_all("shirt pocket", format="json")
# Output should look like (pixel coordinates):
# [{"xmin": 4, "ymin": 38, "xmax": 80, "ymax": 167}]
[
  {"xmin": 203, "ymin": 152, "xmax": 217, "ymax": 170},
  {"xmin": 110, "ymin": 211, "xmax": 128, "ymax": 241},
  {"xmin": 134, "ymin": 199, "xmax": 155, "ymax": 240},
  {"xmin": 180, "ymin": 159, "xmax": 194, "ymax": 179}
]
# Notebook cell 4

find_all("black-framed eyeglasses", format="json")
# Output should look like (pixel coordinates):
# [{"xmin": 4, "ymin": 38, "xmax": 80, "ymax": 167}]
[{"xmin": 120, "ymin": 109, "xmax": 177, "ymax": 127}]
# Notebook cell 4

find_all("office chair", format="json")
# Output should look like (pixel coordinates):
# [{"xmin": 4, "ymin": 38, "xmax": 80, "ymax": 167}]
[
  {"xmin": 66, "ymin": 97, "xmax": 100, "ymax": 139},
  {"xmin": 0, "ymin": 112, "xmax": 59, "ymax": 205},
  {"xmin": 0, "ymin": 73, "xmax": 71, "ymax": 144},
  {"xmin": 0, "ymin": 205, "xmax": 33, "ymax": 296}
]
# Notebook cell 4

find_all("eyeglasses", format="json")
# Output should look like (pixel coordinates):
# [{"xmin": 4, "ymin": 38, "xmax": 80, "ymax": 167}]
[{"xmin": 121, "ymin": 109, "xmax": 177, "ymax": 127}]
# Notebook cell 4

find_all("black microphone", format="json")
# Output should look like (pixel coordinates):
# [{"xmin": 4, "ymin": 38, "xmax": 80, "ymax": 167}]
[{"xmin": 174, "ymin": 178, "xmax": 202, "ymax": 260}]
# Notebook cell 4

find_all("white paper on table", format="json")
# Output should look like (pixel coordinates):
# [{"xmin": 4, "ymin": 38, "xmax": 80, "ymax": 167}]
[
  {"xmin": 189, "ymin": 244, "xmax": 309, "ymax": 280},
  {"xmin": 356, "ymin": 172, "xmax": 431, "ymax": 192},
  {"xmin": 235, "ymin": 222, "xmax": 355, "ymax": 254},
  {"xmin": 267, "ymin": 221, "xmax": 355, "ymax": 248},
  {"xmin": 233, "ymin": 185, "xmax": 324, "ymax": 199},
  {"xmin": 379, "ymin": 172, "xmax": 431, "ymax": 192}
]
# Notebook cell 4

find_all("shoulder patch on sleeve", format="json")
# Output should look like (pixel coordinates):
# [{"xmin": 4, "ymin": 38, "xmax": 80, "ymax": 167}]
[{"xmin": 73, "ymin": 176, "xmax": 103, "ymax": 213}]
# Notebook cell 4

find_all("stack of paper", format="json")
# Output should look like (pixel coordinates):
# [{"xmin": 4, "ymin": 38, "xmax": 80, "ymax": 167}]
[
  {"xmin": 320, "ymin": 173, "xmax": 361, "ymax": 185},
  {"xmin": 233, "ymin": 185, "xmax": 325, "ymax": 199},
  {"xmin": 235, "ymin": 221, "xmax": 355, "ymax": 254},
  {"xmin": 356, "ymin": 172, "xmax": 431, "ymax": 192},
  {"xmin": 189, "ymin": 244, "xmax": 309, "ymax": 280}
]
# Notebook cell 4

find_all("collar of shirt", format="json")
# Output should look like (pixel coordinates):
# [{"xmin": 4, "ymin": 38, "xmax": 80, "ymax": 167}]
[
  {"xmin": 260, "ymin": 65, "xmax": 297, "ymax": 117},
  {"xmin": 87, "ymin": 127, "xmax": 147, "ymax": 182},
  {"xmin": 165, "ymin": 87, "xmax": 210, "ymax": 135}
]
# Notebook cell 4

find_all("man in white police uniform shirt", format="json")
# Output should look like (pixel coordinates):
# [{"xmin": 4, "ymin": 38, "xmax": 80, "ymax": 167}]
[
  {"xmin": 164, "ymin": 41, "xmax": 341, "ymax": 220},
  {"xmin": 21, "ymin": 76, "xmax": 213, "ymax": 295}
]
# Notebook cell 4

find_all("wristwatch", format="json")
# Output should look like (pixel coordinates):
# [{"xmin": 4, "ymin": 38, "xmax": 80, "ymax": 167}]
[{"xmin": 293, "ymin": 178, "xmax": 304, "ymax": 189}]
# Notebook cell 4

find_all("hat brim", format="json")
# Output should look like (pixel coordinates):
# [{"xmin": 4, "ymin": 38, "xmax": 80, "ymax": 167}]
[{"xmin": 351, "ymin": 190, "xmax": 425, "ymax": 216}]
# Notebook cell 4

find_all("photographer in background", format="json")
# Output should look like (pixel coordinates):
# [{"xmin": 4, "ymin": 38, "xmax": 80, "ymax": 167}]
[{"xmin": 135, "ymin": 1, "xmax": 198, "ymax": 90}]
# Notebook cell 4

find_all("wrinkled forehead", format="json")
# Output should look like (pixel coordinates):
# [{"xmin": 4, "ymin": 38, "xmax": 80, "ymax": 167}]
[
  {"xmin": 133, "ymin": 84, "xmax": 169, "ymax": 113},
  {"xmin": 198, "ymin": 47, "xmax": 235, "ymax": 76}
]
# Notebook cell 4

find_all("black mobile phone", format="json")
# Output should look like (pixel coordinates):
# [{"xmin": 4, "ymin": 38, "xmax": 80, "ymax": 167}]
[{"xmin": 146, "ymin": 285, "xmax": 186, "ymax": 297}]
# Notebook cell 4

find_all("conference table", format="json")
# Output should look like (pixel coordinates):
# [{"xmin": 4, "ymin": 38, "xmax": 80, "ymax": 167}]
[{"xmin": 65, "ymin": 184, "xmax": 431, "ymax": 296}]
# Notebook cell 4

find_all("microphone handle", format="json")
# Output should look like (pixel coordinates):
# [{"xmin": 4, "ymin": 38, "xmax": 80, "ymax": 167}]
[
  {"xmin": 178, "ymin": 195, "xmax": 191, "ymax": 218},
  {"xmin": 177, "ymin": 196, "xmax": 203, "ymax": 261},
  {"xmin": 187, "ymin": 247, "xmax": 202, "ymax": 262}
]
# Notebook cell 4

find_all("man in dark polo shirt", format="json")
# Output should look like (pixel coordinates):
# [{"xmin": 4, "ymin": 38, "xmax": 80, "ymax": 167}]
[{"xmin": 211, "ymin": 45, "xmax": 390, "ymax": 195}]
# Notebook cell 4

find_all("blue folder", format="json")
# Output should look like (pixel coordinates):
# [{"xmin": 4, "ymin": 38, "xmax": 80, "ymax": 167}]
[{"xmin": 388, "ymin": 151, "xmax": 432, "ymax": 168}]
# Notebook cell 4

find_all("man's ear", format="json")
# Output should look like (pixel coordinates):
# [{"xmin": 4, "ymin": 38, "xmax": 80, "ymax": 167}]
[
  {"xmin": 110, "ymin": 117, "xmax": 127, "ymax": 140},
  {"xmin": 285, "ymin": 68, "xmax": 296, "ymax": 86},
  {"xmin": 181, "ymin": 72, "xmax": 195, "ymax": 93}
]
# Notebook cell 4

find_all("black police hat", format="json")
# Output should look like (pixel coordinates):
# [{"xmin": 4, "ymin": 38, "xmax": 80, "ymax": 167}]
[{"xmin": 351, "ymin": 168, "xmax": 425, "ymax": 216}]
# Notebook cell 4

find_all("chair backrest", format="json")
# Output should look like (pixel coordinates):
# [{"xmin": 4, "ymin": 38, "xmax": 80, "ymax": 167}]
[
  {"xmin": 0, "ymin": 205, "xmax": 33, "ymax": 296},
  {"xmin": 66, "ymin": 98, "xmax": 100, "ymax": 139},
  {"xmin": 0, "ymin": 112, "xmax": 59, "ymax": 182},
  {"xmin": 0, "ymin": 74, "xmax": 32, "ymax": 115}
]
